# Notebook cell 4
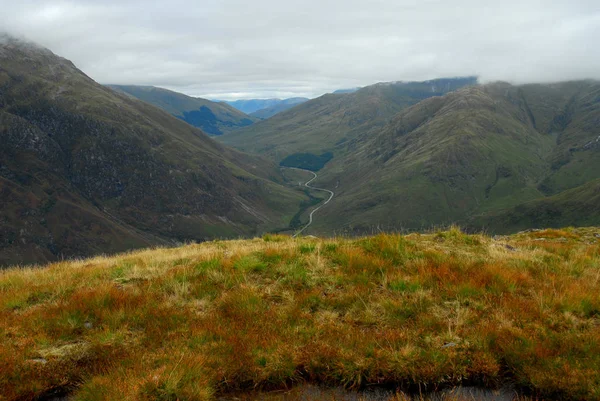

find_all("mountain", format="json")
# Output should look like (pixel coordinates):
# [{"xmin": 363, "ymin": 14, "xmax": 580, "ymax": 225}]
[
  {"xmin": 310, "ymin": 80, "xmax": 600, "ymax": 234},
  {"xmin": 218, "ymin": 77, "xmax": 478, "ymax": 163},
  {"xmin": 107, "ymin": 85, "xmax": 257, "ymax": 135},
  {"xmin": 225, "ymin": 97, "xmax": 309, "ymax": 115},
  {"xmin": 0, "ymin": 36, "xmax": 306, "ymax": 266},
  {"xmin": 249, "ymin": 97, "xmax": 310, "ymax": 119}
]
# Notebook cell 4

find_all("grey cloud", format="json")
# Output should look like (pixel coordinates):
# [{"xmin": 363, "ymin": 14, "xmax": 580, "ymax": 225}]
[{"xmin": 1, "ymin": 0, "xmax": 599, "ymax": 99}]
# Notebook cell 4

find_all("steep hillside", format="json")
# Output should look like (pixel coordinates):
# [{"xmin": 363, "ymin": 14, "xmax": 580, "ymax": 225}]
[
  {"xmin": 249, "ymin": 97, "xmax": 310, "ymax": 119},
  {"xmin": 470, "ymin": 178, "xmax": 600, "ymax": 233},
  {"xmin": 311, "ymin": 81, "xmax": 600, "ymax": 234},
  {"xmin": 2, "ymin": 229, "xmax": 600, "ymax": 400},
  {"xmin": 522, "ymin": 81, "xmax": 600, "ymax": 195},
  {"xmin": 0, "ymin": 36, "xmax": 306, "ymax": 266},
  {"xmin": 218, "ymin": 78, "xmax": 477, "ymax": 162},
  {"xmin": 107, "ymin": 85, "xmax": 257, "ymax": 135}
]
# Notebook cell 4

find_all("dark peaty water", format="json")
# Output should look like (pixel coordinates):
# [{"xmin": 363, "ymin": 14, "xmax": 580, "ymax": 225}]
[{"xmin": 218, "ymin": 385, "xmax": 523, "ymax": 401}]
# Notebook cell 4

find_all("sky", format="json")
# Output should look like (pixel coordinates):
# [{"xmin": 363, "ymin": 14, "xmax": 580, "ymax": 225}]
[{"xmin": 1, "ymin": 0, "xmax": 599, "ymax": 100}]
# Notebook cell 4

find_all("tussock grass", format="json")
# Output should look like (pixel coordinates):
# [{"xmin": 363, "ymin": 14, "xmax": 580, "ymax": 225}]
[{"xmin": 1, "ymin": 228, "xmax": 600, "ymax": 400}]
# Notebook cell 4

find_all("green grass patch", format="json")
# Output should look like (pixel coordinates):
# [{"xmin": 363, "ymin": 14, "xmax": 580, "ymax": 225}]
[
  {"xmin": 388, "ymin": 279, "xmax": 421, "ymax": 293},
  {"xmin": 233, "ymin": 255, "xmax": 268, "ymax": 273}
]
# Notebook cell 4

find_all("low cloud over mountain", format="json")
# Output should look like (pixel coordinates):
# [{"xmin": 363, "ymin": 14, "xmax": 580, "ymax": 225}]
[{"xmin": 2, "ymin": 0, "xmax": 599, "ymax": 99}]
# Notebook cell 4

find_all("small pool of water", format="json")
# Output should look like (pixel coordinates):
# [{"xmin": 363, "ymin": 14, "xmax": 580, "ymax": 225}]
[{"xmin": 218, "ymin": 384, "xmax": 523, "ymax": 401}]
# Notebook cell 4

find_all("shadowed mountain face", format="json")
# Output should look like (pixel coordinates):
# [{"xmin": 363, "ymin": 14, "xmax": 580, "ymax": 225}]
[
  {"xmin": 107, "ymin": 85, "xmax": 257, "ymax": 135},
  {"xmin": 311, "ymin": 81, "xmax": 600, "ymax": 233},
  {"xmin": 0, "ymin": 36, "xmax": 305, "ymax": 266},
  {"xmin": 218, "ymin": 77, "xmax": 478, "ymax": 161}
]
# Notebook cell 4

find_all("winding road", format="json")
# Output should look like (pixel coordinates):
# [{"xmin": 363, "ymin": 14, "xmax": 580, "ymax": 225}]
[{"xmin": 284, "ymin": 167, "xmax": 334, "ymax": 237}]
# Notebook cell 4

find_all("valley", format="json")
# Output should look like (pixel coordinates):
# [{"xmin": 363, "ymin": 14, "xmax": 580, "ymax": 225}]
[
  {"xmin": 6, "ymin": 39, "xmax": 594, "ymax": 266},
  {"xmin": 218, "ymin": 80, "xmax": 600, "ymax": 236},
  {"xmin": 107, "ymin": 76, "xmax": 600, "ymax": 240},
  {"xmin": 282, "ymin": 167, "xmax": 335, "ymax": 237},
  {"xmin": 4, "ymin": 36, "xmax": 597, "ymax": 265},
  {"xmin": 2, "ymin": 2, "xmax": 600, "ymax": 400}
]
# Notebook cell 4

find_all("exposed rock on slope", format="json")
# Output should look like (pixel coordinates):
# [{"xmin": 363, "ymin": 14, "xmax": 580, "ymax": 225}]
[{"xmin": 0, "ymin": 35, "xmax": 304, "ymax": 266}]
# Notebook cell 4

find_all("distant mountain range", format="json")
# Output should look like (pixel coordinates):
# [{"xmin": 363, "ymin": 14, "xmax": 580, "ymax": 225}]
[
  {"xmin": 0, "ymin": 36, "xmax": 305, "ymax": 266},
  {"xmin": 249, "ymin": 98, "xmax": 311, "ymax": 119},
  {"xmin": 107, "ymin": 85, "xmax": 257, "ymax": 135},
  {"xmin": 218, "ymin": 77, "xmax": 478, "ymax": 159},
  {"xmin": 224, "ymin": 98, "xmax": 309, "ymax": 118}
]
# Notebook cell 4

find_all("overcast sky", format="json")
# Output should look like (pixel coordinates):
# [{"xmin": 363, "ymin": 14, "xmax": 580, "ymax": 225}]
[{"xmin": 1, "ymin": 0, "xmax": 599, "ymax": 100}]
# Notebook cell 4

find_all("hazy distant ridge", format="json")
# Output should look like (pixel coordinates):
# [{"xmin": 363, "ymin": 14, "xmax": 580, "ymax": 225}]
[{"xmin": 225, "ymin": 97, "xmax": 309, "ymax": 116}]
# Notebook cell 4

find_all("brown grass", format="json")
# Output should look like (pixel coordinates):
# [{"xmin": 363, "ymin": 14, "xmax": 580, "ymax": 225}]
[{"xmin": 1, "ymin": 228, "xmax": 600, "ymax": 400}]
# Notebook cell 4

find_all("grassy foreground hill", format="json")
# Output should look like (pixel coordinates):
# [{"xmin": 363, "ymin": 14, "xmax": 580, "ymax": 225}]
[
  {"xmin": 107, "ymin": 85, "xmax": 257, "ymax": 135},
  {"xmin": 2, "ymin": 228, "xmax": 600, "ymax": 400}
]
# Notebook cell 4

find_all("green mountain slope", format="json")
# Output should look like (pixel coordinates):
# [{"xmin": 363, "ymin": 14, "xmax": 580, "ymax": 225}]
[
  {"xmin": 218, "ymin": 77, "xmax": 477, "ymax": 162},
  {"xmin": 523, "ymin": 82, "xmax": 600, "ymax": 195},
  {"xmin": 0, "ymin": 36, "xmax": 305, "ymax": 266},
  {"xmin": 469, "ymin": 178, "xmax": 600, "ymax": 233},
  {"xmin": 309, "ymin": 81, "xmax": 600, "ymax": 234},
  {"xmin": 107, "ymin": 85, "xmax": 257, "ymax": 135}
]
